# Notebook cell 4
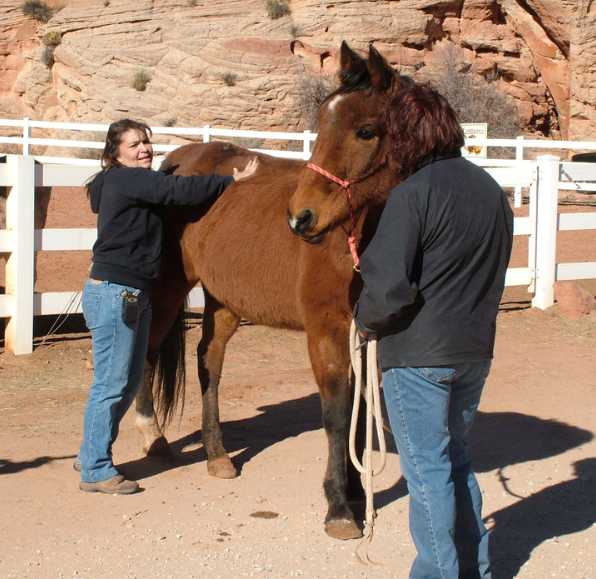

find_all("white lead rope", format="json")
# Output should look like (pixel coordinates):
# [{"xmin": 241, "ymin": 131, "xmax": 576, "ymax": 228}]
[{"xmin": 348, "ymin": 319, "xmax": 387, "ymax": 560}]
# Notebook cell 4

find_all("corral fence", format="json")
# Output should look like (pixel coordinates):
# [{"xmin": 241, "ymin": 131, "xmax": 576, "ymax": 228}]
[{"xmin": 1, "ymin": 120, "xmax": 596, "ymax": 355}]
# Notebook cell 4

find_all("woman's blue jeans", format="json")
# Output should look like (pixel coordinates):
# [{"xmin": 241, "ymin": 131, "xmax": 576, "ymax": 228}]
[
  {"xmin": 382, "ymin": 362, "xmax": 492, "ymax": 579},
  {"xmin": 79, "ymin": 279, "xmax": 152, "ymax": 483}
]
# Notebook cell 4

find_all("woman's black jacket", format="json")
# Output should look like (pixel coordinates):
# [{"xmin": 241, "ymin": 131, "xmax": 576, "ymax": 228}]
[
  {"xmin": 354, "ymin": 153, "xmax": 514, "ymax": 369},
  {"xmin": 87, "ymin": 167, "xmax": 233, "ymax": 290}
]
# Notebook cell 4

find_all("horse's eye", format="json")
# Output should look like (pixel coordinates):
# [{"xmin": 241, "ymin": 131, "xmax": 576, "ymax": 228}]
[{"xmin": 356, "ymin": 127, "xmax": 376, "ymax": 141}]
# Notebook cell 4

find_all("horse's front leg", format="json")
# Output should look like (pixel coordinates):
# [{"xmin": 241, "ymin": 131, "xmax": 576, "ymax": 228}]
[
  {"xmin": 197, "ymin": 291, "xmax": 240, "ymax": 479},
  {"xmin": 307, "ymin": 325, "xmax": 365, "ymax": 540}
]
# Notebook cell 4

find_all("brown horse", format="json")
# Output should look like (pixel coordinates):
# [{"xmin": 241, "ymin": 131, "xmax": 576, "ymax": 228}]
[{"xmin": 133, "ymin": 42, "xmax": 407, "ymax": 540}]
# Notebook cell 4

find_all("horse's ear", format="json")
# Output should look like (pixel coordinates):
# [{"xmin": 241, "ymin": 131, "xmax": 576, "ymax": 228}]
[
  {"xmin": 339, "ymin": 41, "xmax": 369, "ymax": 87},
  {"xmin": 367, "ymin": 43, "xmax": 395, "ymax": 92}
]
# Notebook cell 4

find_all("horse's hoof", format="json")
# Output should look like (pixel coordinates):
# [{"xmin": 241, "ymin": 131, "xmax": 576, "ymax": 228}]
[
  {"xmin": 324, "ymin": 518, "xmax": 363, "ymax": 540},
  {"xmin": 207, "ymin": 456, "xmax": 237, "ymax": 479},
  {"xmin": 145, "ymin": 436, "xmax": 173, "ymax": 458}
]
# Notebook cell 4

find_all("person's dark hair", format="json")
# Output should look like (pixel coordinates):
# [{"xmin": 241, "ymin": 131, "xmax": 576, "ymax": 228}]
[
  {"xmin": 100, "ymin": 118, "xmax": 152, "ymax": 170},
  {"xmin": 386, "ymin": 83, "xmax": 464, "ymax": 178}
]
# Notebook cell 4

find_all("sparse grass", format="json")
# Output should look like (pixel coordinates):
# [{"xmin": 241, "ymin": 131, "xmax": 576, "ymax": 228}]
[
  {"xmin": 42, "ymin": 31, "xmax": 62, "ymax": 46},
  {"xmin": 221, "ymin": 72, "xmax": 238, "ymax": 87},
  {"xmin": 266, "ymin": 0, "xmax": 290, "ymax": 19},
  {"xmin": 296, "ymin": 74, "xmax": 337, "ymax": 130},
  {"xmin": 22, "ymin": 0, "xmax": 53, "ymax": 23},
  {"xmin": 131, "ymin": 69, "xmax": 151, "ymax": 92}
]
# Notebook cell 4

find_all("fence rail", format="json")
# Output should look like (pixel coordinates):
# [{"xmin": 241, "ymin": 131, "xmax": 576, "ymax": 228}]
[{"xmin": 1, "ymin": 146, "xmax": 596, "ymax": 354}]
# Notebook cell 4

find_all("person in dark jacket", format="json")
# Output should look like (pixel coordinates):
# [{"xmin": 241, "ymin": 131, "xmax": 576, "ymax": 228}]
[
  {"xmin": 79, "ymin": 118, "xmax": 257, "ymax": 495},
  {"xmin": 354, "ymin": 85, "xmax": 513, "ymax": 578}
]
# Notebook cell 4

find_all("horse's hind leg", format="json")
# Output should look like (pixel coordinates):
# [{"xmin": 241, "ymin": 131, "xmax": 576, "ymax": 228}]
[
  {"xmin": 198, "ymin": 290, "xmax": 240, "ymax": 479},
  {"xmin": 306, "ymin": 323, "xmax": 365, "ymax": 540},
  {"xmin": 135, "ymin": 283, "xmax": 190, "ymax": 457}
]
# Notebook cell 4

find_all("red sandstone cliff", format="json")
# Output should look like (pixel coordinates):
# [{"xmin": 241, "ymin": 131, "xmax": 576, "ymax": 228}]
[{"xmin": 0, "ymin": 0, "xmax": 593, "ymax": 140}]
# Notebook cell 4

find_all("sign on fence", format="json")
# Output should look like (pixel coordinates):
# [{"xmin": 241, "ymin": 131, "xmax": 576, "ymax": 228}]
[{"xmin": 461, "ymin": 123, "xmax": 488, "ymax": 158}]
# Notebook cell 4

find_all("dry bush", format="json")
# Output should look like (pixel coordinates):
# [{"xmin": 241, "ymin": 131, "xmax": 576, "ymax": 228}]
[
  {"xmin": 266, "ymin": 0, "xmax": 290, "ymax": 19},
  {"xmin": 41, "ymin": 45, "xmax": 55, "ymax": 67},
  {"xmin": 296, "ymin": 74, "xmax": 337, "ymax": 130},
  {"xmin": 22, "ymin": 0, "xmax": 53, "ymax": 22},
  {"xmin": 431, "ymin": 44, "xmax": 519, "ymax": 155},
  {"xmin": 221, "ymin": 72, "xmax": 238, "ymax": 87},
  {"xmin": 131, "ymin": 69, "xmax": 151, "ymax": 92}
]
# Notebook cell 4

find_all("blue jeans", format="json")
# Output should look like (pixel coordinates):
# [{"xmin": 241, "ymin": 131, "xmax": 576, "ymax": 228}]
[
  {"xmin": 382, "ymin": 362, "xmax": 492, "ymax": 579},
  {"xmin": 79, "ymin": 280, "xmax": 152, "ymax": 483}
]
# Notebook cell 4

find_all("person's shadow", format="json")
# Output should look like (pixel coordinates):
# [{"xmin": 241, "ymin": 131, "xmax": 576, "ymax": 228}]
[
  {"xmin": 373, "ymin": 410, "xmax": 593, "ymax": 510},
  {"xmin": 488, "ymin": 458, "xmax": 596, "ymax": 579}
]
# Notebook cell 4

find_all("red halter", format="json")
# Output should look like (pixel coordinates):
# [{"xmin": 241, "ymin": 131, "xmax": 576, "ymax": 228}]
[{"xmin": 306, "ymin": 162, "xmax": 361, "ymax": 271}]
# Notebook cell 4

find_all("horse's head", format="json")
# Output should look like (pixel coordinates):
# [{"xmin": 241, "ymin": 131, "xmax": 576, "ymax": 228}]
[{"xmin": 288, "ymin": 42, "xmax": 409, "ymax": 242}]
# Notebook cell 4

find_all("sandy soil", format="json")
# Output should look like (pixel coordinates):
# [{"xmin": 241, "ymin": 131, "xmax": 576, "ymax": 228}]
[{"xmin": 1, "ymin": 287, "xmax": 595, "ymax": 579}]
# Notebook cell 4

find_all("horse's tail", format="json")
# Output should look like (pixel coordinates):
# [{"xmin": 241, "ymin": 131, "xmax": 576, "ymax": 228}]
[{"xmin": 154, "ymin": 302, "xmax": 187, "ymax": 427}]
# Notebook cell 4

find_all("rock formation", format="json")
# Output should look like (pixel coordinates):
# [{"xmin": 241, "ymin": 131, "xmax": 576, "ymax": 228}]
[{"xmin": 0, "ymin": 0, "xmax": 593, "ymax": 143}]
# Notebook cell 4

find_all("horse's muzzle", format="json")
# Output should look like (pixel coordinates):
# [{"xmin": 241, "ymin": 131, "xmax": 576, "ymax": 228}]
[{"xmin": 287, "ymin": 208, "xmax": 316, "ymax": 236}]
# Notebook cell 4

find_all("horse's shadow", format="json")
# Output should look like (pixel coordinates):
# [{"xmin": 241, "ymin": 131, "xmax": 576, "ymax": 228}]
[{"xmin": 118, "ymin": 392, "xmax": 323, "ymax": 481}]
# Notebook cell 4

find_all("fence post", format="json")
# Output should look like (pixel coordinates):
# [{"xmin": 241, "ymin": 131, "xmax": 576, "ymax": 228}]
[
  {"xmin": 4, "ymin": 155, "xmax": 35, "ymax": 354},
  {"xmin": 532, "ymin": 155, "xmax": 559, "ymax": 310},
  {"xmin": 23, "ymin": 117, "xmax": 30, "ymax": 156},
  {"xmin": 202, "ymin": 124, "xmax": 210, "ymax": 143},
  {"xmin": 514, "ymin": 135, "xmax": 524, "ymax": 208},
  {"xmin": 303, "ymin": 130, "xmax": 311, "ymax": 160}
]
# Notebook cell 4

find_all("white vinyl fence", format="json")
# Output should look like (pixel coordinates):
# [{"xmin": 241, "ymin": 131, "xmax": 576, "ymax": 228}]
[{"xmin": 1, "ymin": 152, "xmax": 595, "ymax": 355}]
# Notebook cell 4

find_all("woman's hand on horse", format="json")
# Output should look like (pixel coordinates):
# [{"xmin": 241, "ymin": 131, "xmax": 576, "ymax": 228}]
[{"xmin": 233, "ymin": 157, "xmax": 259, "ymax": 182}]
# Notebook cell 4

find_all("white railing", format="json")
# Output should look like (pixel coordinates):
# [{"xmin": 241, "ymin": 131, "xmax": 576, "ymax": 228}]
[{"xmin": 1, "ymin": 153, "xmax": 595, "ymax": 355}]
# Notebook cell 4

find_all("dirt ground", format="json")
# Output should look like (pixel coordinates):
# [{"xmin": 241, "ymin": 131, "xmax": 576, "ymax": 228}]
[{"xmin": 1, "ymin": 285, "xmax": 595, "ymax": 579}]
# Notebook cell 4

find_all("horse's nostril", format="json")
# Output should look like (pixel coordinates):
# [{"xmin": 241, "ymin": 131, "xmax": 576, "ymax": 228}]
[{"xmin": 295, "ymin": 209, "xmax": 314, "ymax": 233}]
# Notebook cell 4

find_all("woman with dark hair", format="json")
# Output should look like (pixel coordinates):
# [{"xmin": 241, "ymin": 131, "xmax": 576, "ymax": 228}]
[
  {"xmin": 354, "ymin": 84, "xmax": 513, "ymax": 578},
  {"xmin": 79, "ymin": 118, "xmax": 257, "ymax": 495}
]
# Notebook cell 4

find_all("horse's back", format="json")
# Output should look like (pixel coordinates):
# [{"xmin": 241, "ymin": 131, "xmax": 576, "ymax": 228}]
[{"xmin": 167, "ymin": 143, "xmax": 308, "ymax": 329}]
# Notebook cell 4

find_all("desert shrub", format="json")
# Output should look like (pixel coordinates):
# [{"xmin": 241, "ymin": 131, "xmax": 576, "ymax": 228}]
[
  {"xmin": 163, "ymin": 117, "xmax": 177, "ymax": 127},
  {"xmin": 188, "ymin": 0, "xmax": 197, "ymax": 5},
  {"xmin": 296, "ymin": 74, "xmax": 337, "ymax": 130},
  {"xmin": 43, "ymin": 31, "xmax": 62, "ymax": 46},
  {"xmin": 432, "ymin": 45, "xmax": 519, "ymax": 141},
  {"xmin": 41, "ymin": 45, "xmax": 55, "ymax": 67},
  {"xmin": 131, "ymin": 69, "xmax": 151, "ymax": 92},
  {"xmin": 290, "ymin": 24, "xmax": 300, "ymax": 39},
  {"xmin": 22, "ymin": 0, "xmax": 53, "ymax": 23},
  {"xmin": 221, "ymin": 72, "xmax": 238, "ymax": 87},
  {"xmin": 266, "ymin": 0, "xmax": 290, "ymax": 19}
]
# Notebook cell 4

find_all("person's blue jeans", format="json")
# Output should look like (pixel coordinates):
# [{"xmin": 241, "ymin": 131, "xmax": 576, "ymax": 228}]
[
  {"xmin": 382, "ymin": 362, "xmax": 492, "ymax": 579},
  {"xmin": 79, "ymin": 279, "xmax": 152, "ymax": 483}
]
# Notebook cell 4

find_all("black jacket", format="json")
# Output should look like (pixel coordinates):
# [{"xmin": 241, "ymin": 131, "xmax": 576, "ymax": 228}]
[
  {"xmin": 354, "ymin": 153, "xmax": 513, "ymax": 369},
  {"xmin": 88, "ymin": 167, "xmax": 233, "ymax": 290}
]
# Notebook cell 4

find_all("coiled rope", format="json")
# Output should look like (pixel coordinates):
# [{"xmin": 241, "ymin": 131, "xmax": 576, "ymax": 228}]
[{"xmin": 348, "ymin": 319, "xmax": 387, "ymax": 563}]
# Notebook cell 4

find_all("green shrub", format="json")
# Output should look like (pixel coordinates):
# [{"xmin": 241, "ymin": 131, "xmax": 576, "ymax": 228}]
[
  {"xmin": 266, "ymin": 0, "xmax": 290, "ymax": 19},
  {"xmin": 131, "ymin": 69, "xmax": 151, "ymax": 92},
  {"xmin": 43, "ymin": 31, "xmax": 62, "ymax": 46},
  {"xmin": 221, "ymin": 72, "xmax": 238, "ymax": 87},
  {"xmin": 22, "ymin": 0, "xmax": 53, "ymax": 23}
]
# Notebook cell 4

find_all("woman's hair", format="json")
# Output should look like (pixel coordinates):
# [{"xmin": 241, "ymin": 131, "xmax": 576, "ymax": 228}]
[
  {"xmin": 386, "ymin": 83, "xmax": 464, "ymax": 178},
  {"xmin": 100, "ymin": 118, "xmax": 152, "ymax": 170}
]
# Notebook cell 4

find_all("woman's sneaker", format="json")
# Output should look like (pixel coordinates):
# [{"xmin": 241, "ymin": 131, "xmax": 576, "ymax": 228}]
[{"xmin": 79, "ymin": 474, "xmax": 140, "ymax": 495}]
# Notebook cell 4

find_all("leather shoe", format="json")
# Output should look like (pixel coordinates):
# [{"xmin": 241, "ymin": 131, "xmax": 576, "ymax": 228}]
[{"xmin": 79, "ymin": 474, "xmax": 140, "ymax": 495}]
